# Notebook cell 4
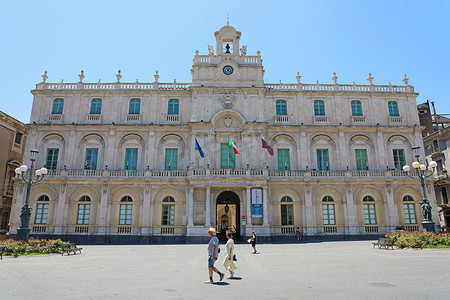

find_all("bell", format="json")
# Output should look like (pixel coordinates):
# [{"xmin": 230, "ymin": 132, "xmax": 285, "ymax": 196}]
[{"xmin": 225, "ymin": 43, "xmax": 231, "ymax": 54}]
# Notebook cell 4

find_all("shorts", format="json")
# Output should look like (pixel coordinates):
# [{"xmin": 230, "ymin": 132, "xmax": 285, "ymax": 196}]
[{"xmin": 208, "ymin": 256, "xmax": 217, "ymax": 268}]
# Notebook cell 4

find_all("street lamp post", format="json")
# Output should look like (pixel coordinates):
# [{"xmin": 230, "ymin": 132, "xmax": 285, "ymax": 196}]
[
  {"xmin": 402, "ymin": 146, "xmax": 438, "ymax": 233},
  {"xmin": 15, "ymin": 150, "xmax": 48, "ymax": 241}
]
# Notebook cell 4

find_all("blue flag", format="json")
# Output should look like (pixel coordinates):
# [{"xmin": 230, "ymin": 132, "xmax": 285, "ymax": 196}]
[{"xmin": 195, "ymin": 138, "xmax": 205, "ymax": 158}]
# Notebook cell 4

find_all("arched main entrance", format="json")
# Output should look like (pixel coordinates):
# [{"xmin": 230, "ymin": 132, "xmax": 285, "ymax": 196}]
[{"xmin": 216, "ymin": 191, "xmax": 240, "ymax": 241}]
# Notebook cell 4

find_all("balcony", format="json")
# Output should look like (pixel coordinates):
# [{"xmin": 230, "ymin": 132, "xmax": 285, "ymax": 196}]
[
  {"xmin": 166, "ymin": 114, "xmax": 180, "ymax": 123},
  {"xmin": 389, "ymin": 116, "xmax": 403, "ymax": 124},
  {"xmin": 314, "ymin": 116, "xmax": 328, "ymax": 123},
  {"xmin": 86, "ymin": 114, "xmax": 102, "ymax": 123},
  {"xmin": 275, "ymin": 115, "xmax": 289, "ymax": 124},
  {"xmin": 126, "ymin": 114, "xmax": 141, "ymax": 122},
  {"xmin": 352, "ymin": 116, "xmax": 366, "ymax": 124},
  {"xmin": 42, "ymin": 168, "xmax": 418, "ymax": 180},
  {"xmin": 47, "ymin": 114, "xmax": 63, "ymax": 123}
]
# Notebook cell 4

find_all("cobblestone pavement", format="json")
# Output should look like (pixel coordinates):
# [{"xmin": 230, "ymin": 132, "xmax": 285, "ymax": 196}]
[{"xmin": 1, "ymin": 241, "xmax": 449, "ymax": 299}]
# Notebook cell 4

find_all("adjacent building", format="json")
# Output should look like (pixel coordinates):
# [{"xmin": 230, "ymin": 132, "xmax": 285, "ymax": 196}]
[
  {"xmin": 9, "ymin": 23, "xmax": 436, "ymax": 243},
  {"xmin": 0, "ymin": 111, "xmax": 27, "ymax": 239}
]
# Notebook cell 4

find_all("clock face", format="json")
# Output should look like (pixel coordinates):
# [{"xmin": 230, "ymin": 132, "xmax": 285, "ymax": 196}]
[{"xmin": 223, "ymin": 65, "xmax": 234, "ymax": 75}]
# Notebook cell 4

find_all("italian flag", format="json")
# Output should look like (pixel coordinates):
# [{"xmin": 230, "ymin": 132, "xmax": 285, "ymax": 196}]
[{"xmin": 228, "ymin": 138, "xmax": 240, "ymax": 154}]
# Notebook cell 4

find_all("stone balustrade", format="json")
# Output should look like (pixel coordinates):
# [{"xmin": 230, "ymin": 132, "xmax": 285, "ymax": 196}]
[
  {"xmin": 41, "ymin": 168, "xmax": 417, "ymax": 179},
  {"xmin": 35, "ymin": 81, "xmax": 414, "ymax": 94}
]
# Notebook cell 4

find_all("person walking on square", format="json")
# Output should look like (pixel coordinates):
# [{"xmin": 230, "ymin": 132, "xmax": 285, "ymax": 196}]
[
  {"xmin": 223, "ymin": 230, "xmax": 237, "ymax": 278},
  {"xmin": 205, "ymin": 227, "xmax": 225, "ymax": 284},
  {"xmin": 296, "ymin": 227, "xmax": 302, "ymax": 241},
  {"xmin": 251, "ymin": 231, "xmax": 257, "ymax": 254}
]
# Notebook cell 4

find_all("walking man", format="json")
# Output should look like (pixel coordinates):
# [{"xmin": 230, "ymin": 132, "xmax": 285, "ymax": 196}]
[{"xmin": 206, "ymin": 227, "xmax": 225, "ymax": 284}]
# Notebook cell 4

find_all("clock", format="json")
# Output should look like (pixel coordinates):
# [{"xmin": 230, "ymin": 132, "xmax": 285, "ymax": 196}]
[{"xmin": 223, "ymin": 65, "xmax": 234, "ymax": 75}]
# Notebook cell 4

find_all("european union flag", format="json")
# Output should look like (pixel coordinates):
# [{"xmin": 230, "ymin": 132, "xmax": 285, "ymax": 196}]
[{"xmin": 195, "ymin": 138, "xmax": 205, "ymax": 158}]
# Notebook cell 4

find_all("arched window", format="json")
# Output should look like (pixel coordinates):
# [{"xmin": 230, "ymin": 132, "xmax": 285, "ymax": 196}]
[
  {"xmin": 52, "ymin": 99, "xmax": 64, "ymax": 114},
  {"xmin": 281, "ymin": 196, "xmax": 294, "ymax": 226},
  {"xmin": 322, "ymin": 196, "xmax": 335, "ymax": 225},
  {"xmin": 168, "ymin": 99, "xmax": 179, "ymax": 115},
  {"xmin": 90, "ymin": 99, "xmax": 102, "ymax": 114},
  {"xmin": 162, "ymin": 196, "xmax": 175, "ymax": 226},
  {"xmin": 351, "ymin": 100, "xmax": 363, "ymax": 116},
  {"xmin": 363, "ymin": 196, "xmax": 376, "ymax": 224},
  {"xmin": 276, "ymin": 100, "xmax": 287, "ymax": 116},
  {"xmin": 119, "ymin": 196, "xmax": 133, "ymax": 225},
  {"xmin": 77, "ymin": 195, "xmax": 91, "ymax": 225},
  {"xmin": 35, "ymin": 195, "xmax": 49, "ymax": 224},
  {"xmin": 403, "ymin": 195, "xmax": 417, "ymax": 224},
  {"xmin": 129, "ymin": 98, "xmax": 141, "ymax": 115},
  {"xmin": 388, "ymin": 101, "xmax": 399, "ymax": 116},
  {"xmin": 38, "ymin": 195, "xmax": 50, "ymax": 202},
  {"xmin": 314, "ymin": 100, "xmax": 325, "ymax": 116}
]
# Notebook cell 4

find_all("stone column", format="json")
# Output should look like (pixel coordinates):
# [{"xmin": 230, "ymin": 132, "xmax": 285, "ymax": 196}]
[
  {"xmin": 141, "ymin": 183, "xmax": 151, "ymax": 234},
  {"xmin": 345, "ymin": 185, "xmax": 358, "ymax": 234},
  {"xmin": 96, "ymin": 183, "xmax": 109, "ymax": 234},
  {"xmin": 263, "ymin": 186, "xmax": 269, "ymax": 226},
  {"xmin": 54, "ymin": 182, "xmax": 67, "ymax": 234},
  {"xmin": 246, "ymin": 186, "xmax": 252, "ymax": 226},
  {"xmin": 188, "ymin": 187, "xmax": 194, "ymax": 226},
  {"xmin": 205, "ymin": 187, "xmax": 211, "ymax": 226},
  {"xmin": 385, "ymin": 183, "xmax": 398, "ymax": 232},
  {"xmin": 304, "ymin": 183, "xmax": 316, "ymax": 234}
]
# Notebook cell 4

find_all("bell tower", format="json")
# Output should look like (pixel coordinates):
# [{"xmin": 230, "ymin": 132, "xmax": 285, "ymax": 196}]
[
  {"xmin": 215, "ymin": 21, "xmax": 241, "ymax": 56},
  {"xmin": 191, "ymin": 23, "xmax": 265, "ymax": 88}
]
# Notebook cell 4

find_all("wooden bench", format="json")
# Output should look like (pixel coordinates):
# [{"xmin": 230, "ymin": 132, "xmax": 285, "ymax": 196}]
[
  {"xmin": 61, "ymin": 243, "xmax": 82, "ymax": 255},
  {"xmin": 372, "ymin": 238, "xmax": 395, "ymax": 250},
  {"xmin": 0, "ymin": 246, "xmax": 4, "ymax": 259}
]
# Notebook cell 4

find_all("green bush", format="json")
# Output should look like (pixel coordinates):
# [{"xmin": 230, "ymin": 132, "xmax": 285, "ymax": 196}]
[
  {"xmin": 0, "ymin": 238, "xmax": 69, "ymax": 256},
  {"xmin": 385, "ymin": 230, "xmax": 450, "ymax": 248}
]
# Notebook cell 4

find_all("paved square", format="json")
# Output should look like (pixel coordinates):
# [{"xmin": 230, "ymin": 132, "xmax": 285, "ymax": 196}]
[{"xmin": 1, "ymin": 241, "xmax": 449, "ymax": 299}]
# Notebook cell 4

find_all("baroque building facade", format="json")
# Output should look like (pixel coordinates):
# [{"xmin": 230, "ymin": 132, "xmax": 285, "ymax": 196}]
[
  {"xmin": 9, "ymin": 24, "xmax": 437, "ymax": 243},
  {"xmin": 0, "ymin": 111, "xmax": 26, "ymax": 239}
]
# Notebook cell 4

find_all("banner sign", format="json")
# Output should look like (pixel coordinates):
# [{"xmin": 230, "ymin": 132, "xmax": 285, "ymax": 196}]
[{"xmin": 252, "ymin": 188, "xmax": 263, "ymax": 218}]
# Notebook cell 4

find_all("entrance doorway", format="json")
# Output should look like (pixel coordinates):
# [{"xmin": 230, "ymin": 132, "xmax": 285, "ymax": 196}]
[
  {"xmin": 216, "ymin": 191, "xmax": 240, "ymax": 241},
  {"xmin": 444, "ymin": 210, "xmax": 450, "ymax": 231}
]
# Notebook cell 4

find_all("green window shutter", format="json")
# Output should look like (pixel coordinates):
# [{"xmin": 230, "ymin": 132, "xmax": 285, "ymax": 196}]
[
  {"xmin": 162, "ymin": 204, "xmax": 175, "ymax": 225},
  {"xmin": 221, "ymin": 143, "xmax": 235, "ymax": 169},
  {"xmin": 276, "ymin": 100, "xmax": 287, "ymax": 116},
  {"xmin": 77, "ymin": 204, "xmax": 91, "ymax": 225},
  {"xmin": 85, "ymin": 148, "xmax": 98, "ymax": 170},
  {"xmin": 90, "ymin": 99, "xmax": 102, "ymax": 114},
  {"xmin": 168, "ymin": 99, "xmax": 179, "ymax": 115},
  {"xmin": 316, "ymin": 149, "xmax": 329, "ymax": 170},
  {"xmin": 393, "ymin": 149, "xmax": 406, "ymax": 170},
  {"xmin": 351, "ymin": 100, "xmax": 362, "ymax": 116},
  {"xmin": 355, "ymin": 149, "xmax": 368, "ymax": 170},
  {"xmin": 52, "ymin": 99, "xmax": 64, "ymax": 114},
  {"xmin": 129, "ymin": 99, "xmax": 141, "ymax": 114},
  {"xmin": 277, "ymin": 149, "xmax": 290, "ymax": 170},
  {"xmin": 125, "ymin": 148, "xmax": 138, "ymax": 170},
  {"xmin": 322, "ymin": 204, "xmax": 335, "ymax": 225},
  {"xmin": 119, "ymin": 204, "xmax": 133, "ymax": 225},
  {"xmin": 388, "ymin": 101, "xmax": 399, "ymax": 116},
  {"xmin": 35, "ymin": 203, "xmax": 49, "ymax": 224},
  {"xmin": 403, "ymin": 203, "xmax": 417, "ymax": 224},
  {"xmin": 363, "ymin": 204, "xmax": 377, "ymax": 225},
  {"xmin": 314, "ymin": 100, "xmax": 325, "ymax": 116},
  {"xmin": 165, "ymin": 149, "xmax": 178, "ymax": 170},
  {"xmin": 46, "ymin": 148, "xmax": 59, "ymax": 169}
]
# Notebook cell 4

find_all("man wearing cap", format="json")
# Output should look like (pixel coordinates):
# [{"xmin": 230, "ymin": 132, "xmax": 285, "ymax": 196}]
[{"xmin": 206, "ymin": 227, "xmax": 225, "ymax": 284}]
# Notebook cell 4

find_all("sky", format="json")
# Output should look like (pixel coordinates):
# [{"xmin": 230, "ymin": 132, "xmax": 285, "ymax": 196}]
[{"xmin": 0, "ymin": 0, "xmax": 449, "ymax": 123}]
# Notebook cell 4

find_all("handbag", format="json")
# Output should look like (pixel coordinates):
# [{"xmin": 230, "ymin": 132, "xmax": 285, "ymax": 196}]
[{"xmin": 233, "ymin": 254, "xmax": 237, "ymax": 261}]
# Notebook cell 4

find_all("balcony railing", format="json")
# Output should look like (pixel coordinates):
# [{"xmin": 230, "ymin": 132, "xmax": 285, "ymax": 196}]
[
  {"xmin": 43, "ymin": 169, "xmax": 418, "ymax": 180},
  {"xmin": 389, "ymin": 116, "xmax": 403, "ymax": 123},
  {"xmin": 32, "ymin": 226, "xmax": 47, "ymax": 233},
  {"xmin": 352, "ymin": 116, "xmax": 366, "ymax": 123},
  {"xmin": 86, "ymin": 114, "xmax": 102, "ymax": 122},
  {"xmin": 126, "ymin": 114, "xmax": 141, "ymax": 122},
  {"xmin": 275, "ymin": 115, "xmax": 289, "ymax": 124},
  {"xmin": 166, "ymin": 115, "xmax": 180, "ymax": 122},
  {"xmin": 36, "ymin": 80, "xmax": 413, "ymax": 94}
]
